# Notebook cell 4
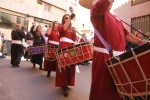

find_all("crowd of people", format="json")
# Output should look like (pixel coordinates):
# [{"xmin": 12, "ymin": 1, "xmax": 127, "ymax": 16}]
[
  {"xmin": 9, "ymin": 11, "xmax": 94, "ymax": 96},
  {"xmin": 1, "ymin": 0, "xmax": 149, "ymax": 99}
]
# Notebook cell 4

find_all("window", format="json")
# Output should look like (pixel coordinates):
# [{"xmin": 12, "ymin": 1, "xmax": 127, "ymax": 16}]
[
  {"xmin": 131, "ymin": 14, "xmax": 150, "ymax": 35},
  {"xmin": 0, "ymin": 11, "xmax": 27, "ymax": 32},
  {"xmin": 44, "ymin": 3, "xmax": 50, "ymax": 12},
  {"xmin": 34, "ymin": 18, "xmax": 52, "ymax": 33},
  {"xmin": 131, "ymin": 0, "xmax": 149, "ymax": 5},
  {"xmin": 51, "ymin": 6, "xmax": 65, "ymax": 16}
]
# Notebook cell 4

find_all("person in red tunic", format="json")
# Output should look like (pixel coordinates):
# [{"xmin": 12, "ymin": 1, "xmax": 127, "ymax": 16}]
[
  {"xmin": 89, "ymin": 0, "xmax": 145, "ymax": 100},
  {"xmin": 79, "ymin": 0, "xmax": 145, "ymax": 100},
  {"xmin": 79, "ymin": 33, "xmax": 90, "ymax": 65},
  {"xmin": 55, "ymin": 14, "xmax": 76, "ymax": 96},
  {"xmin": 79, "ymin": 33, "xmax": 88, "ymax": 43},
  {"xmin": 44, "ymin": 21, "xmax": 60, "ymax": 77}
]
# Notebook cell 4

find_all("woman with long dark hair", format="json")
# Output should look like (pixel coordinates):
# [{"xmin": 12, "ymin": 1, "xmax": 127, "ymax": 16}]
[
  {"xmin": 44, "ymin": 21, "xmax": 59, "ymax": 77},
  {"xmin": 30, "ymin": 25, "xmax": 45, "ymax": 70},
  {"xmin": 55, "ymin": 14, "xmax": 76, "ymax": 96}
]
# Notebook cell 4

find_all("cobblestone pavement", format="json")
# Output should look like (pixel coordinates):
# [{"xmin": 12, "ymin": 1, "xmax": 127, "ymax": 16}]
[{"xmin": 0, "ymin": 56, "xmax": 92, "ymax": 100}]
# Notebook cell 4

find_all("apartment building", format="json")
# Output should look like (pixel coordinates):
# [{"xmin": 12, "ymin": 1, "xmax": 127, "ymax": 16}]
[
  {"xmin": 112, "ymin": 0, "xmax": 150, "ymax": 35},
  {"xmin": 0, "ymin": 0, "xmax": 79, "ymax": 40}
]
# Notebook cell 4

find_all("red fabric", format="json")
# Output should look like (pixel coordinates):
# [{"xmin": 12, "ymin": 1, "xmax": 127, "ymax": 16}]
[
  {"xmin": 44, "ymin": 30, "xmax": 59, "ymax": 71},
  {"xmin": 89, "ymin": 0, "xmax": 129, "ymax": 100},
  {"xmin": 79, "ymin": 38, "xmax": 85, "ymax": 43},
  {"xmin": 45, "ymin": 30, "xmax": 60, "ymax": 43},
  {"xmin": 55, "ymin": 25, "xmax": 76, "ymax": 87}
]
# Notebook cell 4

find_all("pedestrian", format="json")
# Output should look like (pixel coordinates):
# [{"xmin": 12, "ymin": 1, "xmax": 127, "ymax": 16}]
[
  {"xmin": 1, "ymin": 33, "xmax": 6, "ymax": 58},
  {"xmin": 0, "ymin": 31, "xmax": 2, "ymax": 53},
  {"xmin": 55, "ymin": 14, "xmax": 76, "ymax": 96},
  {"xmin": 24, "ymin": 31, "xmax": 34, "ymax": 61},
  {"xmin": 80, "ymin": 0, "xmax": 145, "ymax": 100},
  {"xmin": 30, "ymin": 24, "xmax": 45, "ymax": 70},
  {"xmin": 79, "ymin": 33, "xmax": 90, "ymax": 65},
  {"xmin": 30, "ymin": 22, "xmax": 36, "ymax": 34},
  {"xmin": 79, "ymin": 33, "xmax": 87, "ymax": 43},
  {"xmin": 126, "ymin": 30, "xmax": 145, "ymax": 51},
  {"xmin": 0, "ymin": 31, "xmax": 2, "ymax": 58},
  {"xmin": 44, "ymin": 21, "xmax": 60, "ymax": 77},
  {"xmin": 88, "ymin": 32, "xmax": 94, "ymax": 44},
  {"xmin": 11, "ymin": 24, "xmax": 25, "ymax": 67}
]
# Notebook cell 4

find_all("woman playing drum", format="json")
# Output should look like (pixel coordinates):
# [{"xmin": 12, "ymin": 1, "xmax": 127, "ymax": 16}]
[
  {"xmin": 44, "ymin": 21, "xmax": 60, "ymax": 77},
  {"xmin": 30, "ymin": 24, "xmax": 45, "ymax": 70},
  {"xmin": 55, "ymin": 14, "xmax": 76, "ymax": 96}
]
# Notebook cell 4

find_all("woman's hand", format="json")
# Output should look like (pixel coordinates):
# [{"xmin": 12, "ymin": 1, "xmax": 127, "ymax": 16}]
[
  {"xmin": 108, "ymin": 0, "xmax": 114, "ymax": 3},
  {"xmin": 46, "ymin": 26, "xmax": 52, "ymax": 35},
  {"xmin": 137, "ymin": 39, "xmax": 146, "ymax": 45}
]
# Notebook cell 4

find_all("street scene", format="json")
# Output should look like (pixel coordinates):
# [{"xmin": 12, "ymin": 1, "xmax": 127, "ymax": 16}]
[{"xmin": 0, "ymin": 0, "xmax": 150, "ymax": 100}]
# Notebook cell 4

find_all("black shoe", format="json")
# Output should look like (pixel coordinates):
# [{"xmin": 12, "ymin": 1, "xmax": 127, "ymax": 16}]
[
  {"xmin": 33, "ymin": 63, "xmax": 35, "ymax": 68},
  {"xmin": 47, "ymin": 73, "xmax": 50, "ymax": 77},
  {"xmin": 47, "ymin": 71, "xmax": 51, "ymax": 77},
  {"xmin": 39, "ymin": 65, "xmax": 43, "ymax": 70},
  {"xmin": 63, "ymin": 87, "xmax": 69, "ymax": 96}
]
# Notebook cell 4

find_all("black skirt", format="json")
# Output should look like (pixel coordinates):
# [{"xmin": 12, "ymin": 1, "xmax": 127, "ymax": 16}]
[
  {"xmin": 31, "ymin": 53, "xmax": 43, "ymax": 65},
  {"xmin": 11, "ymin": 44, "xmax": 24, "ymax": 65}
]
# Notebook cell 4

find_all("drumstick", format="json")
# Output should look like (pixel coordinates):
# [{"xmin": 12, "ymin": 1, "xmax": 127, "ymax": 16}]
[{"xmin": 74, "ymin": 29, "xmax": 82, "ymax": 36}]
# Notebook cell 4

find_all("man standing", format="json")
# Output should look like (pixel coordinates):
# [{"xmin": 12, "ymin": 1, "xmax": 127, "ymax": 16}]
[{"xmin": 11, "ymin": 24, "xmax": 25, "ymax": 67}]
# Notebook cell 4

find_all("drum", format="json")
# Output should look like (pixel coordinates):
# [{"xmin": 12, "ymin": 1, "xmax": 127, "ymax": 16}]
[
  {"xmin": 106, "ymin": 42, "xmax": 150, "ymax": 100},
  {"xmin": 56, "ymin": 42, "xmax": 93, "ymax": 71},
  {"xmin": 45, "ymin": 45, "xmax": 59, "ymax": 61},
  {"xmin": 27, "ymin": 46, "xmax": 46, "ymax": 55}
]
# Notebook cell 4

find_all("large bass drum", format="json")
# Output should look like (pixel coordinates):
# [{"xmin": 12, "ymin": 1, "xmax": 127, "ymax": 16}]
[
  {"xmin": 45, "ymin": 45, "xmax": 59, "ymax": 61},
  {"xmin": 106, "ymin": 42, "xmax": 150, "ymax": 100},
  {"xmin": 56, "ymin": 42, "xmax": 93, "ymax": 71}
]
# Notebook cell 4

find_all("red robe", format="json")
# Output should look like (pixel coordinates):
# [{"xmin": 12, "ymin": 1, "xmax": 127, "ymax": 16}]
[
  {"xmin": 90, "ymin": 0, "xmax": 129, "ymax": 100},
  {"xmin": 44, "ymin": 30, "xmax": 59, "ymax": 72},
  {"xmin": 79, "ymin": 38, "xmax": 85, "ymax": 43},
  {"xmin": 55, "ymin": 25, "xmax": 76, "ymax": 87}
]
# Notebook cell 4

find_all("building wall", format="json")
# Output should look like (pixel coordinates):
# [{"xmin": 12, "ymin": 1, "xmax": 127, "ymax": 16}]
[
  {"xmin": 0, "ymin": 0, "xmax": 80, "ymax": 40},
  {"xmin": 112, "ymin": 0, "xmax": 150, "ymax": 32}
]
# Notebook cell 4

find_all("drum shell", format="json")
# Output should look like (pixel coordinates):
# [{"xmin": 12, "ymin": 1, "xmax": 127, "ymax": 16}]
[
  {"xmin": 56, "ymin": 42, "xmax": 93, "ymax": 69},
  {"xmin": 106, "ymin": 42, "xmax": 150, "ymax": 99},
  {"xmin": 27, "ymin": 45, "xmax": 46, "ymax": 55},
  {"xmin": 45, "ymin": 45, "xmax": 58, "ymax": 61}
]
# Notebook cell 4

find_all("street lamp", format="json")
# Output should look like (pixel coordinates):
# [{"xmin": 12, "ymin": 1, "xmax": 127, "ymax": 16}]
[
  {"xmin": 26, "ymin": 13, "xmax": 30, "ymax": 31},
  {"xmin": 26, "ymin": 13, "xmax": 30, "ymax": 22}
]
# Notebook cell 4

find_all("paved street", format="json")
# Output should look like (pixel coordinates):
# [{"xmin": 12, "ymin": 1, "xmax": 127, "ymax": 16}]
[{"xmin": 0, "ymin": 56, "xmax": 92, "ymax": 100}]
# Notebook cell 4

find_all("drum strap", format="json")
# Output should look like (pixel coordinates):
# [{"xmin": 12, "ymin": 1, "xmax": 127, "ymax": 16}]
[
  {"xmin": 60, "ymin": 37, "xmax": 74, "ymax": 44},
  {"xmin": 12, "ymin": 40, "xmax": 22, "ymax": 44},
  {"xmin": 48, "ymin": 40, "xmax": 59, "ymax": 45},
  {"xmin": 94, "ymin": 46, "xmax": 124, "ymax": 56}
]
